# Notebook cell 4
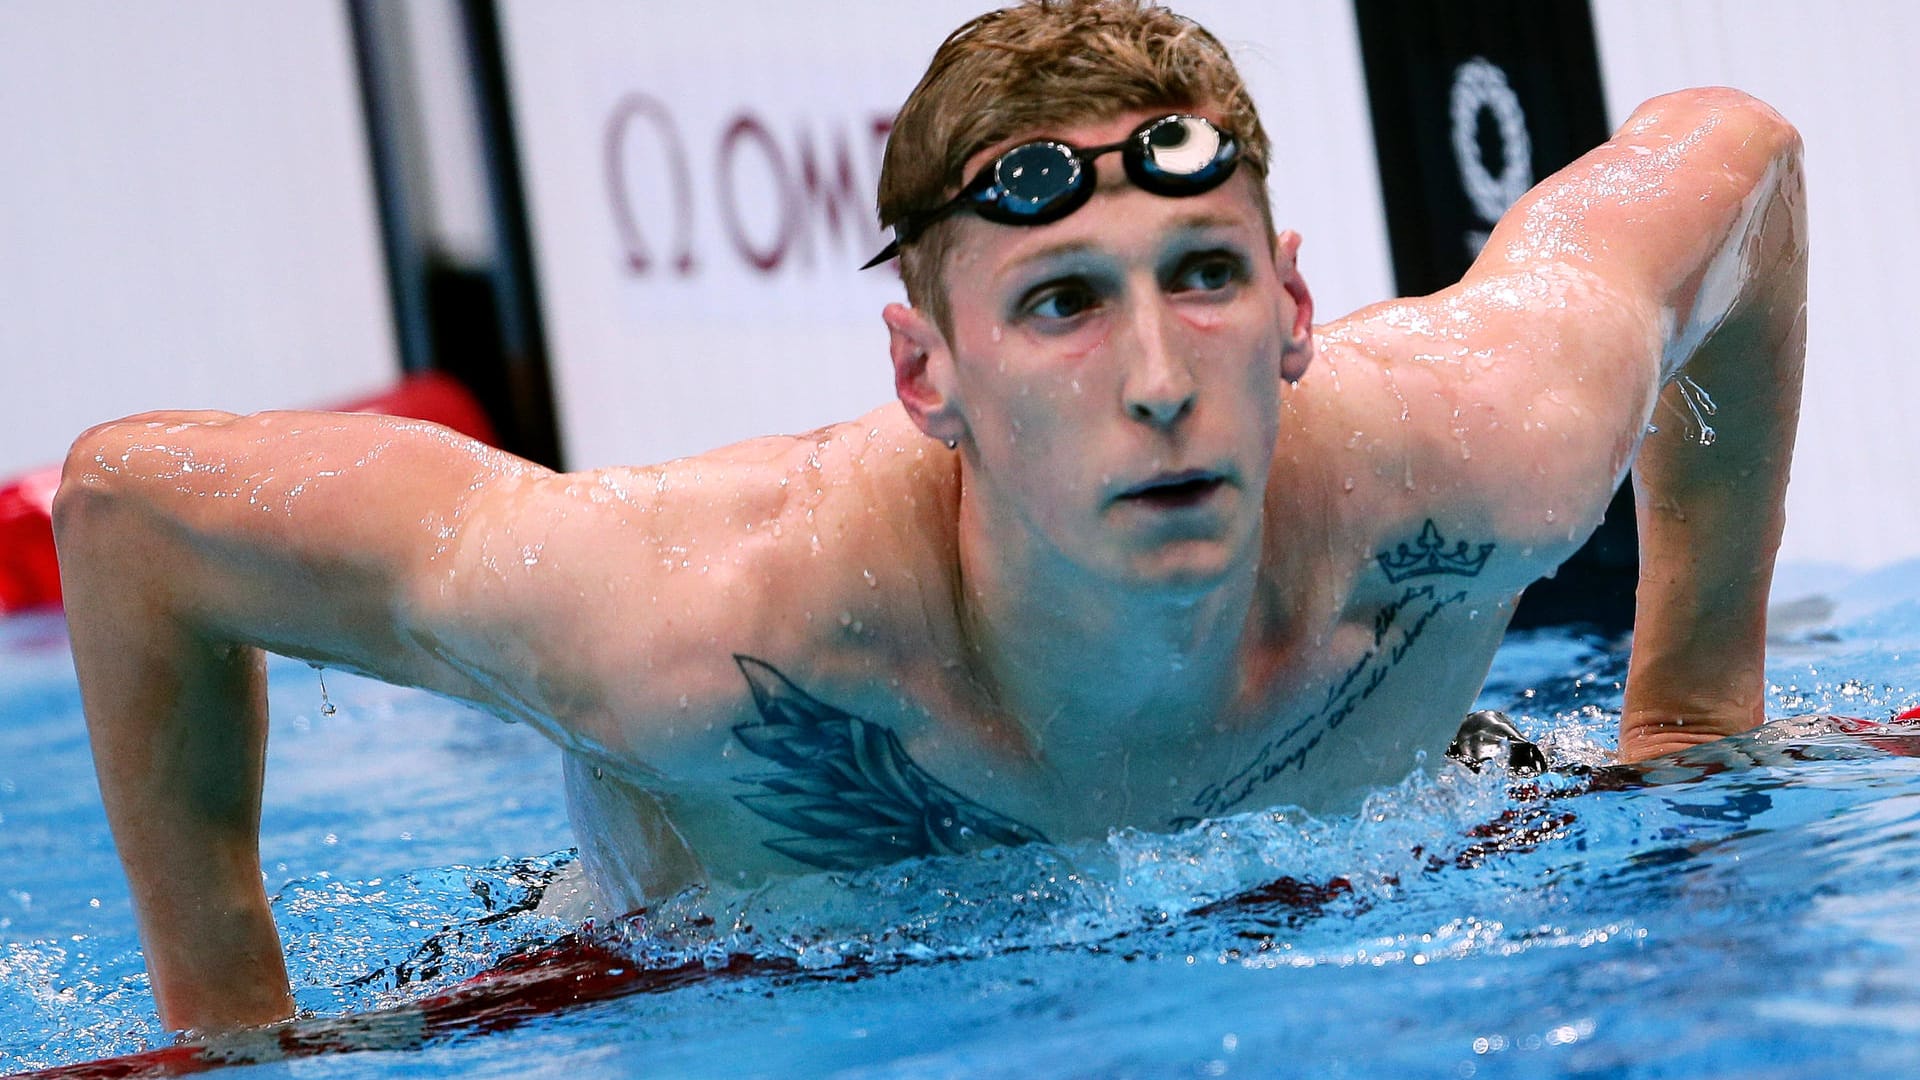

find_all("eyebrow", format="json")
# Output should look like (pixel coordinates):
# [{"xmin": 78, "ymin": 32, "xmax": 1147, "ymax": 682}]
[
  {"xmin": 997, "ymin": 213, "xmax": 1255, "ymax": 277},
  {"xmin": 1162, "ymin": 210, "xmax": 1250, "ymax": 235},
  {"xmin": 1001, "ymin": 239, "xmax": 1101, "ymax": 277}
]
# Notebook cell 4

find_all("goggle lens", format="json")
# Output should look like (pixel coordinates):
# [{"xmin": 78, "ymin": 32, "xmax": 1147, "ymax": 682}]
[
  {"xmin": 1140, "ymin": 115, "xmax": 1222, "ymax": 177},
  {"xmin": 995, "ymin": 143, "xmax": 1081, "ymax": 213}
]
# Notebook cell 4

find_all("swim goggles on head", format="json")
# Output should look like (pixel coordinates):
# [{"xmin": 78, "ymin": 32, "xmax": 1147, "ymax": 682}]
[{"xmin": 861, "ymin": 113, "xmax": 1240, "ymax": 269}]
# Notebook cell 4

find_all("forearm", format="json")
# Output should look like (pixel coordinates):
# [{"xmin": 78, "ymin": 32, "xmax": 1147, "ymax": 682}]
[
  {"xmin": 56, "ymin": 485, "xmax": 293, "ymax": 1031},
  {"xmin": 1623, "ymin": 191, "xmax": 1807, "ymax": 760}
]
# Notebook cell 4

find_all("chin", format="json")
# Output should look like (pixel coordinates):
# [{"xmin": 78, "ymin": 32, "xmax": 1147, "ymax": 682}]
[{"xmin": 1116, "ymin": 538, "xmax": 1247, "ymax": 594}]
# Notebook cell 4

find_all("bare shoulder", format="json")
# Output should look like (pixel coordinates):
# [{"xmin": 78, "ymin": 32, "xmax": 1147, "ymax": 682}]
[
  {"xmin": 1488, "ymin": 87, "xmax": 1801, "ymax": 301},
  {"xmin": 419, "ymin": 403, "xmax": 964, "ymax": 767},
  {"xmin": 1279, "ymin": 89, "xmax": 1800, "ymax": 596},
  {"xmin": 1281, "ymin": 280, "xmax": 1647, "ymax": 601}
]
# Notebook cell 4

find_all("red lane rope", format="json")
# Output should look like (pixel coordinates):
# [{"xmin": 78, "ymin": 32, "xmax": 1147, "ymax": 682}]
[{"xmin": 12, "ymin": 936, "xmax": 815, "ymax": 1080}]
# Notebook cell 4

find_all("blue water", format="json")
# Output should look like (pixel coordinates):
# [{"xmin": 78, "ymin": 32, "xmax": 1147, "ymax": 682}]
[{"xmin": 6, "ymin": 563, "xmax": 1920, "ymax": 1078}]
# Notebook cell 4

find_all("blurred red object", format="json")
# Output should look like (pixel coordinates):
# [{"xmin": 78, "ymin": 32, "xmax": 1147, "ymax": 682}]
[
  {"xmin": 0, "ymin": 465, "xmax": 61, "ymax": 612},
  {"xmin": 0, "ymin": 373, "xmax": 497, "ymax": 614}
]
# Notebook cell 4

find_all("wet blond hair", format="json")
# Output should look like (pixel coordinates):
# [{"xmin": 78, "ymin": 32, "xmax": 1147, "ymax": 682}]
[{"xmin": 877, "ymin": 0, "xmax": 1272, "ymax": 332}]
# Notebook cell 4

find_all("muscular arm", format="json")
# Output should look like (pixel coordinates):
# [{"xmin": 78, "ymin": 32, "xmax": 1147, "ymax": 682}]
[
  {"xmin": 54, "ymin": 411, "xmax": 538, "ymax": 1030},
  {"xmin": 1481, "ymin": 88, "xmax": 1808, "ymax": 759},
  {"xmin": 1614, "ymin": 99, "xmax": 1805, "ymax": 760}
]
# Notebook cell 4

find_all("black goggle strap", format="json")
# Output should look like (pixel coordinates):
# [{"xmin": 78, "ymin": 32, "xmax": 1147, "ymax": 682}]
[
  {"xmin": 860, "ymin": 191, "xmax": 973, "ymax": 270},
  {"xmin": 859, "ymin": 153, "xmax": 1041, "ymax": 270},
  {"xmin": 860, "ymin": 233, "xmax": 906, "ymax": 271}
]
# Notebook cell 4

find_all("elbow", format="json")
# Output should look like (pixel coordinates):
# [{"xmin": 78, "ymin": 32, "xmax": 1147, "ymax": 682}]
[
  {"xmin": 53, "ymin": 411, "xmax": 234, "ymax": 548},
  {"xmin": 53, "ymin": 420, "xmax": 131, "ymax": 540},
  {"xmin": 1720, "ymin": 89, "xmax": 1803, "ymax": 163},
  {"xmin": 1641, "ymin": 87, "xmax": 1802, "ymax": 159},
  {"xmin": 51, "ymin": 423, "xmax": 132, "ymax": 600}
]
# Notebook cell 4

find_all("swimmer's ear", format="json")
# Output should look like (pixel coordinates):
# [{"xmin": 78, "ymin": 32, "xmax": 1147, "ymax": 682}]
[
  {"xmin": 1274, "ymin": 230, "xmax": 1315, "ymax": 383},
  {"xmin": 884, "ymin": 302, "xmax": 966, "ymax": 444}
]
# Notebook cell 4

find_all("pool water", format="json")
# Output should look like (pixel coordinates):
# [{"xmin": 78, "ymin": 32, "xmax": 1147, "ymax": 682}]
[{"xmin": 6, "ymin": 562, "xmax": 1920, "ymax": 1078}]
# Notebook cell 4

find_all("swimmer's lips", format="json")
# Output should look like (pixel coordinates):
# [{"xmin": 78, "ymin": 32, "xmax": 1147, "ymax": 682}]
[{"xmin": 1112, "ymin": 469, "xmax": 1232, "ymax": 511}]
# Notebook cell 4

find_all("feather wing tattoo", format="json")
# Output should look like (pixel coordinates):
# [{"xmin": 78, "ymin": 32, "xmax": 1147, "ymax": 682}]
[{"xmin": 730, "ymin": 655, "xmax": 1048, "ymax": 871}]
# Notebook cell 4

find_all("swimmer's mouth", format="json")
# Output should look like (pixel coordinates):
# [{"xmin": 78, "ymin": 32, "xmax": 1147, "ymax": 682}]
[{"xmin": 1115, "ymin": 470, "xmax": 1231, "ymax": 509}]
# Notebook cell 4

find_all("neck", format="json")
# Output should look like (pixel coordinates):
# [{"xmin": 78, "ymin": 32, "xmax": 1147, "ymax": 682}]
[{"xmin": 952, "ymin": 464, "xmax": 1259, "ymax": 747}]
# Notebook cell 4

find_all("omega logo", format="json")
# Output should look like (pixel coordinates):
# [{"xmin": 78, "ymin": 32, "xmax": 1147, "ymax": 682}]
[
  {"xmin": 1448, "ymin": 58, "xmax": 1533, "ymax": 257},
  {"xmin": 604, "ymin": 93, "xmax": 894, "ymax": 278}
]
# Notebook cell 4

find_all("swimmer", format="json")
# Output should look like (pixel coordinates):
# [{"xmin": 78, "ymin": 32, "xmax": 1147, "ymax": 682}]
[{"xmin": 53, "ymin": 0, "xmax": 1806, "ymax": 1033}]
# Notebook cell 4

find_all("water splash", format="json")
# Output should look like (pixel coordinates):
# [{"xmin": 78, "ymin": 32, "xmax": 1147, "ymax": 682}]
[
  {"xmin": 278, "ymin": 853, "xmax": 580, "ymax": 1016},
  {"xmin": 1674, "ymin": 374, "xmax": 1719, "ymax": 446},
  {"xmin": 18, "ymin": 616, "xmax": 1920, "ymax": 1073}
]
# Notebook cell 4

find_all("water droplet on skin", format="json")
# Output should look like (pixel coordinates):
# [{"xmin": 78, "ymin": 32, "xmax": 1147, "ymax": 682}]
[
  {"xmin": 839, "ymin": 611, "xmax": 854, "ymax": 627},
  {"xmin": 1342, "ymin": 476, "xmax": 1355, "ymax": 492},
  {"xmin": 1673, "ymin": 373, "xmax": 1719, "ymax": 445},
  {"xmin": 863, "ymin": 568, "xmax": 878, "ymax": 589},
  {"xmin": 991, "ymin": 325, "xmax": 1004, "ymax": 343}
]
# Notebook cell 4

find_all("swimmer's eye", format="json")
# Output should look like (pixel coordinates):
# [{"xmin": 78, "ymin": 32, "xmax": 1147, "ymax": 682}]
[
  {"xmin": 1169, "ymin": 250, "xmax": 1248, "ymax": 295},
  {"xmin": 1019, "ymin": 278, "xmax": 1101, "ymax": 323}
]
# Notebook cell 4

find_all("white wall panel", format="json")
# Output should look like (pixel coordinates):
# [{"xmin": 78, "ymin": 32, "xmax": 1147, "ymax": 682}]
[
  {"xmin": 500, "ymin": 0, "xmax": 1392, "ymax": 470},
  {"xmin": 1593, "ymin": 0, "xmax": 1920, "ymax": 570},
  {"xmin": 0, "ymin": 3, "xmax": 398, "ymax": 478}
]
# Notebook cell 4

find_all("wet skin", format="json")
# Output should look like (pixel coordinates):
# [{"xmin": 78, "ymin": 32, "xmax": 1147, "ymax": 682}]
[{"xmin": 55, "ymin": 88, "xmax": 1806, "ymax": 1031}]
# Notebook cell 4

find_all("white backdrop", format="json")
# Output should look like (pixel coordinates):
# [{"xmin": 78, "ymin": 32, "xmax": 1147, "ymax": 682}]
[
  {"xmin": 0, "ymin": 3, "xmax": 397, "ymax": 477},
  {"xmin": 498, "ymin": 0, "xmax": 1393, "ymax": 471}
]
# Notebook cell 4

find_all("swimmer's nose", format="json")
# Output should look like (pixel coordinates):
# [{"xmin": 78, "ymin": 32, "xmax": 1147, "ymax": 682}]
[{"xmin": 1122, "ymin": 303, "xmax": 1195, "ymax": 429}]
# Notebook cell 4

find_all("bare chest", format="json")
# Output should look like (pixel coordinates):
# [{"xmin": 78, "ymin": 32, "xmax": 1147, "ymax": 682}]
[{"xmin": 570, "ymin": 587, "xmax": 1509, "ymax": 910}]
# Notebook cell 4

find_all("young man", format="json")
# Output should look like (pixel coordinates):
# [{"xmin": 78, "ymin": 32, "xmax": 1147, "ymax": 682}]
[{"xmin": 54, "ymin": 0, "xmax": 1804, "ymax": 1034}]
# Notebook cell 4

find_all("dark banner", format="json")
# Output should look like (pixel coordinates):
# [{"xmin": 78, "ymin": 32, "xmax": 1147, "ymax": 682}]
[{"xmin": 1354, "ymin": 0, "xmax": 1635, "ymax": 632}]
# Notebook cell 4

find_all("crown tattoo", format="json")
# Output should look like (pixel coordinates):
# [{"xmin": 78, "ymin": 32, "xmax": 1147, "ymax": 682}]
[{"xmin": 1376, "ymin": 520, "xmax": 1494, "ymax": 583}]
